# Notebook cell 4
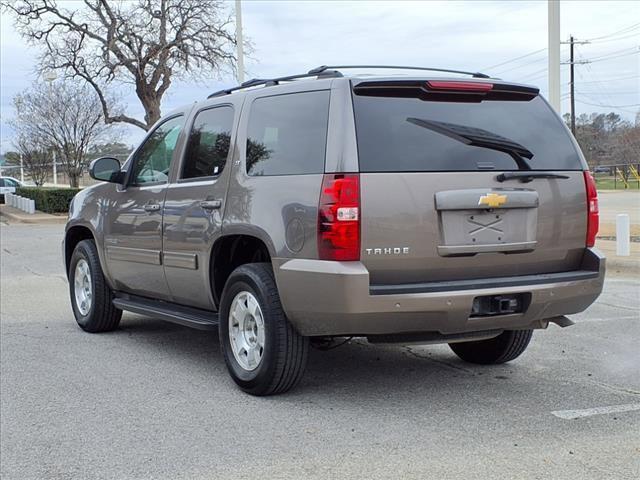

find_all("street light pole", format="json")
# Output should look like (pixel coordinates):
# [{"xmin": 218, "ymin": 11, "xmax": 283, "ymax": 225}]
[
  {"xmin": 43, "ymin": 70, "xmax": 58, "ymax": 185},
  {"xmin": 20, "ymin": 153, "xmax": 24, "ymax": 183},
  {"xmin": 547, "ymin": 0, "xmax": 561, "ymax": 113},
  {"xmin": 235, "ymin": 0, "xmax": 245, "ymax": 84}
]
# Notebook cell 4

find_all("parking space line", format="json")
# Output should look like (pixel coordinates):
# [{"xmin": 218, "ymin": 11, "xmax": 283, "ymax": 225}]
[
  {"xmin": 551, "ymin": 403, "xmax": 640, "ymax": 420},
  {"xmin": 578, "ymin": 314, "xmax": 639, "ymax": 323},
  {"xmin": 575, "ymin": 311, "xmax": 640, "ymax": 323}
]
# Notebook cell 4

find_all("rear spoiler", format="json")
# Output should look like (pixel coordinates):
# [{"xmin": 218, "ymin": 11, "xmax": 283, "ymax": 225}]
[{"xmin": 352, "ymin": 80, "xmax": 539, "ymax": 102}]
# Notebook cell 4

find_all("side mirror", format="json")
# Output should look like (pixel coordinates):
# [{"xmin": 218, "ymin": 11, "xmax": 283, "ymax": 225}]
[{"xmin": 89, "ymin": 157, "xmax": 124, "ymax": 184}]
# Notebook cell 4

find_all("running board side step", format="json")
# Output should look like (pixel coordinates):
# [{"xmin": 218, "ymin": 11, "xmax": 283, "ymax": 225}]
[{"xmin": 113, "ymin": 294, "xmax": 219, "ymax": 330}]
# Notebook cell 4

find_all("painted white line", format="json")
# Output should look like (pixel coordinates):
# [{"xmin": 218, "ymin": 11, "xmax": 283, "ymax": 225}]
[
  {"xmin": 579, "ymin": 315, "xmax": 639, "ymax": 323},
  {"xmin": 551, "ymin": 403, "xmax": 640, "ymax": 420}
]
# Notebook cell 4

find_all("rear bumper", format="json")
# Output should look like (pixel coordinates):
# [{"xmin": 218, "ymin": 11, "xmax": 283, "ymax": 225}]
[{"xmin": 273, "ymin": 249, "xmax": 605, "ymax": 336}]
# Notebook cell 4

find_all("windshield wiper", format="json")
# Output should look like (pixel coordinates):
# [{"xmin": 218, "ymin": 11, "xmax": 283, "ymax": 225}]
[
  {"xmin": 406, "ymin": 117, "xmax": 533, "ymax": 170},
  {"xmin": 496, "ymin": 171, "xmax": 569, "ymax": 183}
]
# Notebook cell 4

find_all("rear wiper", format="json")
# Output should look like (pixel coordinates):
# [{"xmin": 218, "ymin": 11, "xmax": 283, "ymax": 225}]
[
  {"xmin": 496, "ymin": 171, "xmax": 569, "ymax": 183},
  {"xmin": 406, "ymin": 117, "xmax": 533, "ymax": 170}
]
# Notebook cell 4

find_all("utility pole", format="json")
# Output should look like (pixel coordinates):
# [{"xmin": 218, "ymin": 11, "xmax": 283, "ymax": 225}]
[
  {"xmin": 547, "ymin": 0, "xmax": 561, "ymax": 112},
  {"xmin": 562, "ymin": 36, "xmax": 589, "ymax": 135},
  {"xmin": 569, "ymin": 35, "xmax": 576, "ymax": 134},
  {"xmin": 235, "ymin": 0, "xmax": 244, "ymax": 84}
]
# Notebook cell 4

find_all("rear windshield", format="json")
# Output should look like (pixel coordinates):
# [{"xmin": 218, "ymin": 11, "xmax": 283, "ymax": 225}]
[{"xmin": 352, "ymin": 91, "xmax": 583, "ymax": 172}]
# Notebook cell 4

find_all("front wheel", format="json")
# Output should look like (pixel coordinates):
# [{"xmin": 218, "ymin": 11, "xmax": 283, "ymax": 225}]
[
  {"xmin": 69, "ymin": 239, "xmax": 122, "ymax": 333},
  {"xmin": 219, "ymin": 263, "xmax": 309, "ymax": 396},
  {"xmin": 449, "ymin": 330, "xmax": 533, "ymax": 365}
]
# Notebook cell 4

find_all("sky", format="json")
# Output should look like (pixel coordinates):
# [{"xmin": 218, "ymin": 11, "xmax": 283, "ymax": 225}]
[{"xmin": 1, "ymin": 0, "xmax": 638, "ymax": 152}]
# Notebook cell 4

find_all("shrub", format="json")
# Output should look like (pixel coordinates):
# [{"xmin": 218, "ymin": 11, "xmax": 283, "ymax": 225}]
[{"xmin": 15, "ymin": 187, "xmax": 81, "ymax": 214}]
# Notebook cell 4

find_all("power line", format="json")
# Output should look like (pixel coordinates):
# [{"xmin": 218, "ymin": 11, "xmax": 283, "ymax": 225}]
[
  {"xmin": 573, "ymin": 56, "xmax": 640, "ymax": 158},
  {"xmin": 583, "ymin": 22, "xmax": 640, "ymax": 42},
  {"xmin": 483, "ymin": 48, "xmax": 546, "ymax": 71},
  {"xmin": 589, "ymin": 50, "xmax": 639, "ymax": 63},
  {"xmin": 492, "ymin": 55, "xmax": 548, "ymax": 76},
  {"xmin": 578, "ymin": 91, "xmax": 639, "ymax": 95},
  {"xmin": 518, "ymin": 67, "xmax": 548, "ymax": 81},
  {"xmin": 590, "ymin": 32, "xmax": 640, "ymax": 44},
  {"xmin": 563, "ymin": 38, "xmax": 640, "ymax": 124},
  {"xmin": 578, "ymin": 74, "xmax": 639, "ymax": 84},
  {"xmin": 491, "ymin": 47, "xmax": 569, "ymax": 76},
  {"xmin": 575, "ymin": 60, "xmax": 640, "ymax": 115},
  {"xmin": 587, "ymin": 46, "xmax": 639, "ymax": 62},
  {"xmin": 575, "ymin": 99, "xmax": 640, "ymax": 109}
]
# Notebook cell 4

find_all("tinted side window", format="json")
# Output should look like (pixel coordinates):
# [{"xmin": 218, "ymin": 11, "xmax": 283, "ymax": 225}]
[
  {"xmin": 246, "ymin": 91, "xmax": 330, "ymax": 176},
  {"xmin": 132, "ymin": 116, "xmax": 184, "ymax": 185},
  {"xmin": 182, "ymin": 106, "xmax": 234, "ymax": 179}
]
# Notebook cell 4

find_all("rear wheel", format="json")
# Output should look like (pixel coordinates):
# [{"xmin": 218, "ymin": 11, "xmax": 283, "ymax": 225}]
[
  {"xmin": 69, "ymin": 240, "xmax": 122, "ymax": 333},
  {"xmin": 219, "ymin": 263, "xmax": 309, "ymax": 396},
  {"xmin": 449, "ymin": 330, "xmax": 533, "ymax": 364}
]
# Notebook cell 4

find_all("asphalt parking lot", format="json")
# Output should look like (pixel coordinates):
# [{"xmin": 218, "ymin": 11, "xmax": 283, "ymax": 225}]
[{"xmin": 1, "ymin": 222, "xmax": 639, "ymax": 480}]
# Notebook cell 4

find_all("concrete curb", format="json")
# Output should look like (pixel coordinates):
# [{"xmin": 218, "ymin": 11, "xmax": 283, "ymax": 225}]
[
  {"xmin": 601, "ymin": 256, "xmax": 640, "ymax": 276},
  {"xmin": 594, "ymin": 239, "xmax": 639, "ymax": 275},
  {"xmin": 0, "ymin": 205, "xmax": 67, "ymax": 224}
]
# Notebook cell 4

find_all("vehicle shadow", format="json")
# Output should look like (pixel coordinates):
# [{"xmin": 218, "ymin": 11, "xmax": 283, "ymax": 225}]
[{"xmin": 112, "ymin": 314, "xmax": 526, "ymax": 403}]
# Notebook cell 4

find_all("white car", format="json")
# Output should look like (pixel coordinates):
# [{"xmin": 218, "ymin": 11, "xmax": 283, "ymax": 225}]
[{"xmin": 0, "ymin": 176, "xmax": 23, "ymax": 200}]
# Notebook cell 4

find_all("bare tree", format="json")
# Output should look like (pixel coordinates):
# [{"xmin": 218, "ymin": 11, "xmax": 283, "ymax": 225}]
[
  {"xmin": 565, "ymin": 110, "xmax": 640, "ymax": 182},
  {"xmin": 11, "ymin": 81, "xmax": 117, "ymax": 187},
  {"xmin": 10, "ymin": 136, "xmax": 52, "ymax": 186},
  {"xmin": 4, "ymin": 0, "xmax": 238, "ymax": 130}
]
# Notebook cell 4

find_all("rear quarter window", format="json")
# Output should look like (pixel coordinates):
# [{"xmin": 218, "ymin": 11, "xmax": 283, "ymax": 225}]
[
  {"xmin": 246, "ymin": 90, "xmax": 330, "ymax": 176},
  {"xmin": 352, "ymin": 93, "xmax": 583, "ymax": 172}
]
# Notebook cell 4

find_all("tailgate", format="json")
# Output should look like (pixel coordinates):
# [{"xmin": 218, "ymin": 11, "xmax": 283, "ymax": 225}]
[
  {"xmin": 351, "ymin": 78, "xmax": 588, "ymax": 285},
  {"xmin": 360, "ymin": 172, "xmax": 586, "ymax": 284}
]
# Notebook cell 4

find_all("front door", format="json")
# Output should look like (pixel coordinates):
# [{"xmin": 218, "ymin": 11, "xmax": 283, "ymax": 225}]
[
  {"xmin": 103, "ymin": 115, "xmax": 185, "ymax": 299},
  {"xmin": 162, "ymin": 104, "xmax": 237, "ymax": 310}
]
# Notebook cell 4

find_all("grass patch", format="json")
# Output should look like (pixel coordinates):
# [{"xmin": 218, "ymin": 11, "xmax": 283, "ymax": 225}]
[{"xmin": 593, "ymin": 175, "xmax": 640, "ymax": 190}]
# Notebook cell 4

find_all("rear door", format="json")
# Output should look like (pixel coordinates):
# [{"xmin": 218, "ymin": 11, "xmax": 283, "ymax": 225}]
[{"xmin": 352, "ymin": 79, "xmax": 588, "ymax": 285}]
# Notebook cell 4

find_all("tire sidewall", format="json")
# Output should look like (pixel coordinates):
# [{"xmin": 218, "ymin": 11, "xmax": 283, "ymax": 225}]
[
  {"xmin": 219, "ymin": 268, "xmax": 280, "ymax": 391},
  {"xmin": 69, "ymin": 242, "xmax": 97, "ymax": 328}
]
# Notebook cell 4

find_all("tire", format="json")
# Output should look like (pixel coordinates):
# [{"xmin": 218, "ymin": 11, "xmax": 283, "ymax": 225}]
[
  {"xmin": 69, "ymin": 239, "xmax": 122, "ymax": 333},
  {"xmin": 219, "ymin": 263, "xmax": 309, "ymax": 396},
  {"xmin": 449, "ymin": 330, "xmax": 533, "ymax": 365}
]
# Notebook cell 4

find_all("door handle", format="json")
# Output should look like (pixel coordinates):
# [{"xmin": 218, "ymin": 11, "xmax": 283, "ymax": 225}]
[
  {"xmin": 200, "ymin": 199, "xmax": 222, "ymax": 211},
  {"xmin": 144, "ymin": 203, "xmax": 161, "ymax": 213}
]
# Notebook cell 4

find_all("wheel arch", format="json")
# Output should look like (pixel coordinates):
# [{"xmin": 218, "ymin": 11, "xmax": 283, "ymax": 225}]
[
  {"xmin": 209, "ymin": 232, "xmax": 273, "ymax": 308},
  {"xmin": 64, "ymin": 223, "xmax": 110, "ymax": 285}
]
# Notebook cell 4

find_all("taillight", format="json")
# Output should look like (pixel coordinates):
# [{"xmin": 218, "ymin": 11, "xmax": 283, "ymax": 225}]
[
  {"xmin": 318, "ymin": 173, "xmax": 360, "ymax": 261},
  {"xmin": 425, "ymin": 81, "xmax": 494, "ymax": 92},
  {"xmin": 584, "ymin": 171, "xmax": 599, "ymax": 247}
]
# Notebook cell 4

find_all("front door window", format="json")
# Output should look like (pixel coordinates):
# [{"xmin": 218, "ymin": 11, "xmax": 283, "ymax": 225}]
[{"xmin": 131, "ymin": 116, "xmax": 184, "ymax": 185}]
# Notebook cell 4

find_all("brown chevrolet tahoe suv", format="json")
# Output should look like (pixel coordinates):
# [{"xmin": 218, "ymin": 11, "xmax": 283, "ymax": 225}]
[{"xmin": 63, "ymin": 65, "xmax": 605, "ymax": 395}]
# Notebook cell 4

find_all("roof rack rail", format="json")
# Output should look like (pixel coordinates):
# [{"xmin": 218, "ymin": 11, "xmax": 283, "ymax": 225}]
[
  {"xmin": 207, "ymin": 69, "xmax": 343, "ymax": 98},
  {"xmin": 206, "ymin": 64, "xmax": 491, "ymax": 99},
  {"xmin": 308, "ymin": 65, "xmax": 491, "ymax": 79}
]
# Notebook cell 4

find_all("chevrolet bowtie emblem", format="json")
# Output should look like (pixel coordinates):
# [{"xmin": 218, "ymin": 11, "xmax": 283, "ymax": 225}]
[{"xmin": 478, "ymin": 193, "xmax": 507, "ymax": 208}]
